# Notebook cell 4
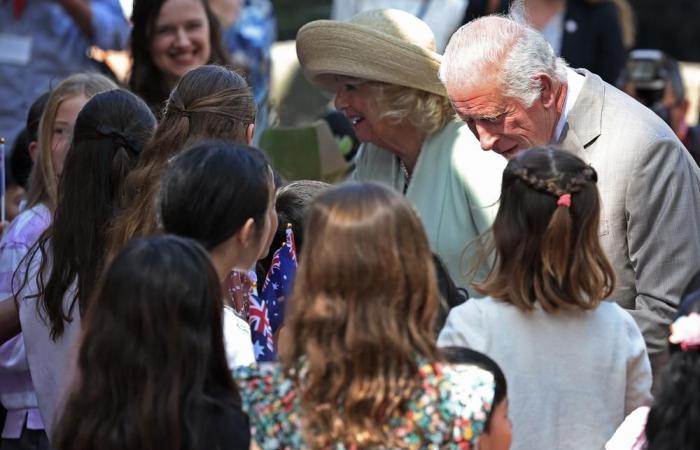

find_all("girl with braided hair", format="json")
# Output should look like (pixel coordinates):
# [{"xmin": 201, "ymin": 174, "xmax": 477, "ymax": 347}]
[{"xmin": 439, "ymin": 146, "xmax": 653, "ymax": 450}]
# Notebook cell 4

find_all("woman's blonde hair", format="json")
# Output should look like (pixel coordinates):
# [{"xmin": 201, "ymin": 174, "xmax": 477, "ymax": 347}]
[
  {"xmin": 282, "ymin": 182, "xmax": 440, "ymax": 449},
  {"xmin": 475, "ymin": 146, "xmax": 615, "ymax": 312},
  {"xmin": 107, "ymin": 65, "xmax": 256, "ymax": 258},
  {"xmin": 368, "ymin": 82, "xmax": 455, "ymax": 135},
  {"xmin": 27, "ymin": 73, "xmax": 117, "ymax": 210}
]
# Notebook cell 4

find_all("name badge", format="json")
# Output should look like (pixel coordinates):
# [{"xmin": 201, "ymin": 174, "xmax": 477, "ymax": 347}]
[{"xmin": 0, "ymin": 33, "xmax": 33, "ymax": 66}]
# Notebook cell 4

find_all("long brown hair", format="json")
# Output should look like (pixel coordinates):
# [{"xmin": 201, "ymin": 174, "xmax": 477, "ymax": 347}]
[
  {"xmin": 282, "ymin": 182, "xmax": 440, "ymax": 448},
  {"xmin": 18, "ymin": 90, "xmax": 156, "ymax": 340},
  {"xmin": 52, "ymin": 236, "xmax": 240, "ymax": 450},
  {"xmin": 28, "ymin": 73, "xmax": 117, "ymax": 210},
  {"xmin": 107, "ymin": 65, "xmax": 256, "ymax": 258},
  {"xmin": 475, "ymin": 146, "xmax": 615, "ymax": 312}
]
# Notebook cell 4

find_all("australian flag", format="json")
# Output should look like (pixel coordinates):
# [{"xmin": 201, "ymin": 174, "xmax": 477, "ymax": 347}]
[
  {"xmin": 262, "ymin": 225, "xmax": 297, "ymax": 334},
  {"xmin": 248, "ymin": 225, "xmax": 297, "ymax": 361},
  {"xmin": 248, "ymin": 288, "xmax": 275, "ymax": 361}
]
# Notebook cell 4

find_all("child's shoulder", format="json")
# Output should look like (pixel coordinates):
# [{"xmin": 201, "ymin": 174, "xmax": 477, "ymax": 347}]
[
  {"xmin": 233, "ymin": 362, "xmax": 291, "ymax": 397},
  {"xmin": 233, "ymin": 363, "xmax": 302, "ymax": 448},
  {"xmin": 412, "ymin": 362, "xmax": 495, "ymax": 444},
  {"xmin": 594, "ymin": 301, "xmax": 639, "ymax": 326},
  {"xmin": 435, "ymin": 362, "xmax": 495, "ymax": 409}
]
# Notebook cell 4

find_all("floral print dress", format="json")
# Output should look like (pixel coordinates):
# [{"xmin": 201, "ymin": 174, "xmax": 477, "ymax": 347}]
[{"xmin": 234, "ymin": 361, "xmax": 495, "ymax": 449}]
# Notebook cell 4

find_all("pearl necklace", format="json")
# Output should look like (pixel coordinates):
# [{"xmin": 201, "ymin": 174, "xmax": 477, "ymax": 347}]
[{"xmin": 399, "ymin": 158, "xmax": 411, "ymax": 194}]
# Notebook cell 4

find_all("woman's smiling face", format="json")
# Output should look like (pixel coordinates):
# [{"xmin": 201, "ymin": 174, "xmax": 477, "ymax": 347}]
[
  {"xmin": 150, "ymin": 0, "xmax": 211, "ymax": 88},
  {"xmin": 334, "ymin": 79, "xmax": 396, "ymax": 147}
]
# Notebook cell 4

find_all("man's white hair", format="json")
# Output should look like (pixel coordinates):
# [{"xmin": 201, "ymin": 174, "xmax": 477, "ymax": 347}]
[{"xmin": 440, "ymin": 2, "xmax": 568, "ymax": 106}]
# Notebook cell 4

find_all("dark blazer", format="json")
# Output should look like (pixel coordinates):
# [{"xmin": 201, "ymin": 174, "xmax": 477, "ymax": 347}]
[{"xmin": 560, "ymin": 0, "xmax": 626, "ymax": 85}]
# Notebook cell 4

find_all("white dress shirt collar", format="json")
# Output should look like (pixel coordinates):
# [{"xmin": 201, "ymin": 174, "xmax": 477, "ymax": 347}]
[{"xmin": 552, "ymin": 67, "xmax": 586, "ymax": 143}]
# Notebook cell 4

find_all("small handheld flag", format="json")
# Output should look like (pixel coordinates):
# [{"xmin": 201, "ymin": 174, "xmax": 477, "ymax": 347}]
[
  {"xmin": 261, "ymin": 224, "xmax": 297, "ymax": 334},
  {"xmin": 248, "ymin": 224, "xmax": 298, "ymax": 362},
  {"xmin": 248, "ymin": 288, "xmax": 275, "ymax": 361}
]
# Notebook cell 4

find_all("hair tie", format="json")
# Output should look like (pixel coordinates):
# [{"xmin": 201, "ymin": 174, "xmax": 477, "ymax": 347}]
[
  {"xmin": 557, "ymin": 193, "xmax": 571, "ymax": 208},
  {"xmin": 171, "ymin": 103, "xmax": 191, "ymax": 118},
  {"xmin": 669, "ymin": 312, "xmax": 700, "ymax": 351},
  {"xmin": 96, "ymin": 124, "xmax": 139, "ymax": 155}
]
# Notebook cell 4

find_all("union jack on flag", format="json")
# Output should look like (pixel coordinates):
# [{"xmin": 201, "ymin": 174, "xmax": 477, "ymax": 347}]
[
  {"xmin": 248, "ymin": 289, "xmax": 275, "ymax": 361},
  {"xmin": 261, "ymin": 225, "xmax": 297, "ymax": 335}
]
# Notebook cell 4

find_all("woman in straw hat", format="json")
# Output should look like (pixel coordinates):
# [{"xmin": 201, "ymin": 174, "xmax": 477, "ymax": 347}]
[{"xmin": 296, "ymin": 8, "xmax": 506, "ymax": 288}]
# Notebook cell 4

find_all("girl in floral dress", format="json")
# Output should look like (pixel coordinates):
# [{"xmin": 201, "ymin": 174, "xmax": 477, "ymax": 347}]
[{"xmin": 235, "ymin": 182, "xmax": 499, "ymax": 449}]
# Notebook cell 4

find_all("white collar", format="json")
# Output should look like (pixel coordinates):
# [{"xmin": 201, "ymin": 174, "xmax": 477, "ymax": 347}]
[{"xmin": 552, "ymin": 67, "xmax": 585, "ymax": 143}]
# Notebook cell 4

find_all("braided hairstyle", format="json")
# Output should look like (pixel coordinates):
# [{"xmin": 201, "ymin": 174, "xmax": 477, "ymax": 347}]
[{"xmin": 475, "ymin": 146, "xmax": 615, "ymax": 312}]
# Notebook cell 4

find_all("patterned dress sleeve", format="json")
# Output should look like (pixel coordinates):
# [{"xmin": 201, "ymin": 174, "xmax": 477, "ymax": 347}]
[
  {"xmin": 439, "ymin": 363, "xmax": 496, "ymax": 449},
  {"xmin": 233, "ymin": 363, "xmax": 303, "ymax": 449}
]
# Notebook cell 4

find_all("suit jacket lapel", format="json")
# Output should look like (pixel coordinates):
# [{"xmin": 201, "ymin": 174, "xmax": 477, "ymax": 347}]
[{"xmin": 559, "ymin": 69, "xmax": 604, "ymax": 161}]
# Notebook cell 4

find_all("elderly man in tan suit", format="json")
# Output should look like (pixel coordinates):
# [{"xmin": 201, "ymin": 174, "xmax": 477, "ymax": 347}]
[{"xmin": 438, "ymin": 13, "xmax": 700, "ymax": 390}]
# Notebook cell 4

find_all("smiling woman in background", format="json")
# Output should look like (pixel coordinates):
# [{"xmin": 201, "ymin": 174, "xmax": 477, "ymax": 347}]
[{"xmin": 129, "ymin": 0, "xmax": 231, "ymax": 113}]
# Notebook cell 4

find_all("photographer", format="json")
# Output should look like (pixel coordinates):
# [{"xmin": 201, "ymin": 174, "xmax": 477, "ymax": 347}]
[{"xmin": 621, "ymin": 49, "xmax": 700, "ymax": 166}]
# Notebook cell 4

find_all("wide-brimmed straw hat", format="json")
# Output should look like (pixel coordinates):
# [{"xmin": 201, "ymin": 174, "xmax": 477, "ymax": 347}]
[{"xmin": 296, "ymin": 9, "xmax": 446, "ymax": 97}]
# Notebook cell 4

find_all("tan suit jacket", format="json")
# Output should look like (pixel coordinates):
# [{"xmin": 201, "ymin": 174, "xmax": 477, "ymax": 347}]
[{"xmin": 558, "ymin": 70, "xmax": 700, "ymax": 388}]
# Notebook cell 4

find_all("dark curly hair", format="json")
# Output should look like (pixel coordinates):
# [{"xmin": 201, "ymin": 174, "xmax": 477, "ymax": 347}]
[{"xmin": 645, "ymin": 272, "xmax": 700, "ymax": 450}]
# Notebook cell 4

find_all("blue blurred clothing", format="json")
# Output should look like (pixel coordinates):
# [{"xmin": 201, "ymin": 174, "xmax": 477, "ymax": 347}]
[
  {"xmin": 221, "ymin": 0, "xmax": 275, "ymax": 140},
  {"xmin": 0, "ymin": 0, "xmax": 130, "ymax": 150}
]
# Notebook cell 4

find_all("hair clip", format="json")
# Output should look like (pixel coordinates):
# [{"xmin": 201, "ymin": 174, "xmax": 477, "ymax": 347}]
[
  {"xmin": 557, "ymin": 193, "xmax": 571, "ymax": 208},
  {"xmin": 669, "ymin": 312, "xmax": 700, "ymax": 351},
  {"xmin": 96, "ymin": 125, "xmax": 140, "ymax": 155}
]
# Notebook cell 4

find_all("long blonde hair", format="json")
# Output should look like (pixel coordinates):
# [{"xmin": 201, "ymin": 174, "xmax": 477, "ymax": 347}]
[
  {"xmin": 282, "ymin": 182, "xmax": 440, "ymax": 448},
  {"xmin": 27, "ymin": 73, "xmax": 117, "ymax": 210}
]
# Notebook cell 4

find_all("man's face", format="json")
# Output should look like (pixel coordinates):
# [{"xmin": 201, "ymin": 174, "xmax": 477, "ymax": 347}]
[{"xmin": 448, "ymin": 81, "xmax": 557, "ymax": 159}]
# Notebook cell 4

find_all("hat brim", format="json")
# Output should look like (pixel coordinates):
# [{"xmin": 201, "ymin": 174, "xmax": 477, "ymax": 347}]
[{"xmin": 296, "ymin": 20, "xmax": 447, "ymax": 97}]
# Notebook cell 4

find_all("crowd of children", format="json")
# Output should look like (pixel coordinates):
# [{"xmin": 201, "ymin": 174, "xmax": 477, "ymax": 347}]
[{"xmin": 0, "ymin": 1, "xmax": 699, "ymax": 449}]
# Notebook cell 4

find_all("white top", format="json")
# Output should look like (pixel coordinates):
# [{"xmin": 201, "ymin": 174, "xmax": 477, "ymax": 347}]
[
  {"xmin": 223, "ymin": 306, "xmax": 256, "ymax": 368},
  {"xmin": 18, "ymin": 278, "xmax": 81, "ymax": 439},
  {"xmin": 553, "ymin": 67, "xmax": 586, "ymax": 143},
  {"xmin": 438, "ymin": 297, "xmax": 653, "ymax": 450}
]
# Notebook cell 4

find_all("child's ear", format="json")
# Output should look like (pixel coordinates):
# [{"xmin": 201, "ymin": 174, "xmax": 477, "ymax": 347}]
[
  {"xmin": 29, "ymin": 141, "xmax": 39, "ymax": 162},
  {"xmin": 237, "ymin": 217, "xmax": 257, "ymax": 248},
  {"xmin": 246, "ymin": 124, "xmax": 255, "ymax": 146}
]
